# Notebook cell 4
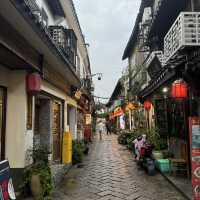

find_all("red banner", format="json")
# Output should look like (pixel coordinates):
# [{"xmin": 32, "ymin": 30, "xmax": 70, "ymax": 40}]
[{"xmin": 189, "ymin": 117, "xmax": 200, "ymax": 200}]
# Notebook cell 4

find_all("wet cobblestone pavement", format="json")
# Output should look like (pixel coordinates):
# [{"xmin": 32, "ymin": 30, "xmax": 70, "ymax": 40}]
[{"xmin": 53, "ymin": 135, "xmax": 186, "ymax": 200}]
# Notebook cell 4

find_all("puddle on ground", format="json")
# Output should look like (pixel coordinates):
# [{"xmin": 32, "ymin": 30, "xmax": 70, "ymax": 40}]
[{"xmin": 64, "ymin": 178, "xmax": 77, "ymax": 189}]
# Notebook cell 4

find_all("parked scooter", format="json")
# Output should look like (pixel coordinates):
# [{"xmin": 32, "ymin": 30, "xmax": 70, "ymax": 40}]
[
  {"xmin": 139, "ymin": 144, "xmax": 156, "ymax": 175},
  {"xmin": 135, "ymin": 135, "xmax": 156, "ymax": 176}
]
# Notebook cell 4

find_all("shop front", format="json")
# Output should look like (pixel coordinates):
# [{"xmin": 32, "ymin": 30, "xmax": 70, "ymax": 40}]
[
  {"xmin": 34, "ymin": 92, "xmax": 64, "ymax": 164},
  {"xmin": 139, "ymin": 70, "xmax": 193, "ymax": 198}
]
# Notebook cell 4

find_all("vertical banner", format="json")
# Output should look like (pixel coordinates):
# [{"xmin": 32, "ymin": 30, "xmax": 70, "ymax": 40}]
[
  {"xmin": 120, "ymin": 114, "xmax": 125, "ymax": 130},
  {"xmin": 0, "ymin": 160, "xmax": 16, "ymax": 200},
  {"xmin": 189, "ymin": 117, "xmax": 200, "ymax": 200}
]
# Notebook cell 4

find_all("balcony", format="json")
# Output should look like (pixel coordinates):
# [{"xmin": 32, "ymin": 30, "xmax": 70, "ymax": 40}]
[
  {"xmin": 164, "ymin": 12, "xmax": 200, "ymax": 63},
  {"xmin": 49, "ymin": 26, "xmax": 77, "ymax": 67}
]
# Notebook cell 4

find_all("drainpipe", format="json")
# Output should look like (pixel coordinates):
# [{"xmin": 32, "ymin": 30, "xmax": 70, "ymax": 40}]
[{"xmin": 191, "ymin": 0, "xmax": 194, "ymax": 11}]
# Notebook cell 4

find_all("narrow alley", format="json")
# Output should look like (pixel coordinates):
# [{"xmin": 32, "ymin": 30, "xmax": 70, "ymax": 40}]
[{"xmin": 52, "ymin": 135, "xmax": 186, "ymax": 200}]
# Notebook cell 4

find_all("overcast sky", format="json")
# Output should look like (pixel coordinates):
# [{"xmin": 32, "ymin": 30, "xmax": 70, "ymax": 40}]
[{"xmin": 74, "ymin": 0, "xmax": 140, "ymax": 103}]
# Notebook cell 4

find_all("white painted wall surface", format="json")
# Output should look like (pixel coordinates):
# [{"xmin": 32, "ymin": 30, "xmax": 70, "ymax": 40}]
[
  {"xmin": 0, "ymin": 67, "xmax": 27, "ymax": 168},
  {"xmin": 35, "ymin": 0, "xmax": 55, "ymax": 25}
]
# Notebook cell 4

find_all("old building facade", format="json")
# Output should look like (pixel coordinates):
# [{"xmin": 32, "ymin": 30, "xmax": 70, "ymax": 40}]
[
  {"xmin": 0, "ymin": 0, "xmax": 92, "ymax": 186},
  {"xmin": 123, "ymin": 0, "xmax": 200, "ymax": 196}
]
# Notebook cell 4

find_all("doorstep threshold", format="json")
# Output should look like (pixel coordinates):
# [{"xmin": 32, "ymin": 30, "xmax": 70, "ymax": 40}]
[{"xmin": 159, "ymin": 171, "xmax": 192, "ymax": 200}]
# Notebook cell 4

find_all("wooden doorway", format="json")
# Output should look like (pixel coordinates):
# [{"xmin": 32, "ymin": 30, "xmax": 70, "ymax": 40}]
[
  {"xmin": 0, "ymin": 87, "xmax": 6, "ymax": 160},
  {"xmin": 52, "ymin": 102, "xmax": 62, "ymax": 162}
]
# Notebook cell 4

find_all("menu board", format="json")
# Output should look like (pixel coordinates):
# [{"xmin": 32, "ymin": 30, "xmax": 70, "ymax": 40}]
[
  {"xmin": 0, "ymin": 160, "xmax": 15, "ymax": 200},
  {"xmin": 189, "ymin": 117, "xmax": 200, "ymax": 200}
]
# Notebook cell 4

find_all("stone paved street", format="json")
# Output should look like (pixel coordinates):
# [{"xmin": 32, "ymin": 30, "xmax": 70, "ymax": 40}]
[{"xmin": 53, "ymin": 135, "xmax": 186, "ymax": 200}]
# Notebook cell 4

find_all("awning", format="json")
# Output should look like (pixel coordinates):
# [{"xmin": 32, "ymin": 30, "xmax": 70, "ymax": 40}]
[{"xmin": 138, "ymin": 68, "xmax": 176, "ymax": 101}]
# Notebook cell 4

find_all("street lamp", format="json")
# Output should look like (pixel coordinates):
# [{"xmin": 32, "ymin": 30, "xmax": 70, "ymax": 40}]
[{"xmin": 87, "ymin": 73, "xmax": 103, "ymax": 80}]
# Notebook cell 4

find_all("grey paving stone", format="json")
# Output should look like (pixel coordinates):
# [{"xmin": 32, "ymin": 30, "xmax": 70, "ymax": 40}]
[{"xmin": 51, "ymin": 135, "xmax": 187, "ymax": 200}]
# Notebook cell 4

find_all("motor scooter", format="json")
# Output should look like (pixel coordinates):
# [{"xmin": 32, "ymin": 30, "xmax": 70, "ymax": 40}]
[{"xmin": 138, "ymin": 144, "xmax": 156, "ymax": 176}]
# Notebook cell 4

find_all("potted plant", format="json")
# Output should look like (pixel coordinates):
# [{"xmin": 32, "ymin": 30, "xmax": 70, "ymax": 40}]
[
  {"xmin": 147, "ymin": 127, "xmax": 164, "ymax": 159},
  {"xmin": 21, "ymin": 146, "xmax": 53, "ymax": 200}
]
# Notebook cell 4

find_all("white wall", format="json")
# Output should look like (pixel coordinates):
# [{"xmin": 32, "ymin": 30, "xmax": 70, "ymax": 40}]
[
  {"xmin": 0, "ymin": 67, "xmax": 27, "ymax": 168},
  {"xmin": 35, "ymin": 0, "xmax": 57, "ymax": 25}
]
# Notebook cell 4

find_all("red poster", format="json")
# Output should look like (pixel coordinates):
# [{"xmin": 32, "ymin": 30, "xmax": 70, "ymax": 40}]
[{"xmin": 189, "ymin": 117, "xmax": 200, "ymax": 200}]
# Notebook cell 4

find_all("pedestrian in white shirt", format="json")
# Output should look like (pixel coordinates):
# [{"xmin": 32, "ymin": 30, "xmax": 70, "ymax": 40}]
[{"xmin": 97, "ymin": 121, "xmax": 104, "ymax": 140}]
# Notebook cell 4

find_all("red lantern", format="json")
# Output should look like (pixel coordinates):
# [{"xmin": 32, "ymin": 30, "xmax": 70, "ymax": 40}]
[
  {"xmin": 171, "ymin": 79, "xmax": 188, "ymax": 99},
  {"xmin": 26, "ymin": 73, "xmax": 42, "ymax": 94},
  {"xmin": 144, "ymin": 100, "xmax": 152, "ymax": 111}
]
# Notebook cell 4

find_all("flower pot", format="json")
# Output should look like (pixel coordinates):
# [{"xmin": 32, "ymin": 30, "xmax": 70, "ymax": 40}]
[
  {"xmin": 30, "ymin": 174, "xmax": 42, "ymax": 200},
  {"xmin": 152, "ymin": 151, "xmax": 164, "ymax": 160}
]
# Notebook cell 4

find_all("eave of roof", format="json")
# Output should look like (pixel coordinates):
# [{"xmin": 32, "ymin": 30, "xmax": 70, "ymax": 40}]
[
  {"xmin": 122, "ymin": 0, "xmax": 153, "ymax": 60},
  {"xmin": 107, "ymin": 78, "xmax": 123, "ymax": 106}
]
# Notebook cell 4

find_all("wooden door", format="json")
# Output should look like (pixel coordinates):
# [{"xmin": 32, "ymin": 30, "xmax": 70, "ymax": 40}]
[
  {"xmin": 52, "ymin": 102, "xmax": 61, "ymax": 162},
  {"xmin": 0, "ymin": 88, "xmax": 6, "ymax": 160}
]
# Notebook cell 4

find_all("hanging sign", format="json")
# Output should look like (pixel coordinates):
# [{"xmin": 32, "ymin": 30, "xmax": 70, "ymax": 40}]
[
  {"xmin": 0, "ymin": 160, "xmax": 16, "ymax": 200},
  {"xmin": 189, "ymin": 117, "xmax": 200, "ymax": 200},
  {"xmin": 113, "ymin": 107, "xmax": 124, "ymax": 117},
  {"xmin": 74, "ymin": 90, "xmax": 82, "ymax": 100},
  {"xmin": 85, "ymin": 114, "xmax": 92, "ymax": 125}
]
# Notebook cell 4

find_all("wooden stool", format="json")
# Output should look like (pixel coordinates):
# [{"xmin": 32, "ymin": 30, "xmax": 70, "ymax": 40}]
[
  {"xmin": 170, "ymin": 143, "xmax": 190, "ymax": 178},
  {"xmin": 170, "ymin": 159, "xmax": 187, "ymax": 176}
]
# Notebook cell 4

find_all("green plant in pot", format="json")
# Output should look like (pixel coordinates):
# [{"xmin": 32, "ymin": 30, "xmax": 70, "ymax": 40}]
[
  {"xmin": 21, "ymin": 146, "xmax": 53, "ymax": 200},
  {"xmin": 72, "ymin": 140, "xmax": 85, "ymax": 165},
  {"xmin": 147, "ymin": 127, "xmax": 163, "ymax": 159}
]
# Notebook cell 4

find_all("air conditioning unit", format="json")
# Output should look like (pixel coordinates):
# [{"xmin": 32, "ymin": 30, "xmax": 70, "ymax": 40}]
[{"xmin": 164, "ymin": 12, "xmax": 200, "ymax": 62}]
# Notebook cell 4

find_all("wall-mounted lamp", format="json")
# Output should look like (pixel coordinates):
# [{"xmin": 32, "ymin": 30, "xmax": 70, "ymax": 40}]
[{"xmin": 162, "ymin": 87, "xmax": 169, "ymax": 94}]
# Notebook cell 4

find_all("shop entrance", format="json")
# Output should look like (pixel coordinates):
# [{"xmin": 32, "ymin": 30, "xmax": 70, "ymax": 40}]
[
  {"xmin": 0, "ymin": 87, "xmax": 6, "ymax": 160},
  {"xmin": 34, "ymin": 95, "xmax": 62, "ymax": 163}
]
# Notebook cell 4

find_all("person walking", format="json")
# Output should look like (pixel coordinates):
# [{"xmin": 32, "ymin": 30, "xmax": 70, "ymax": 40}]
[
  {"xmin": 97, "ymin": 120, "xmax": 104, "ymax": 140},
  {"xmin": 106, "ymin": 120, "xmax": 112, "ymax": 135}
]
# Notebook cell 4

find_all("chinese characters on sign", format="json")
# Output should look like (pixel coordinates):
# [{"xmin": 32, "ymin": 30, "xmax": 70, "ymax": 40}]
[{"xmin": 189, "ymin": 117, "xmax": 200, "ymax": 200}]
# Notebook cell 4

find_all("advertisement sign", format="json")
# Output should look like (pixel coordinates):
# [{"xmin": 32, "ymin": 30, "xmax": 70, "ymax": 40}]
[
  {"xmin": 113, "ymin": 107, "xmax": 124, "ymax": 118},
  {"xmin": 0, "ymin": 160, "xmax": 15, "ymax": 200},
  {"xmin": 74, "ymin": 90, "xmax": 82, "ymax": 100},
  {"xmin": 189, "ymin": 117, "xmax": 200, "ymax": 200}
]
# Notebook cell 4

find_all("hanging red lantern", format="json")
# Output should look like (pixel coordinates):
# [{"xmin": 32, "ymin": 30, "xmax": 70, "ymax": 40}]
[
  {"xmin": 26, "ymin": 73, "xmax": 42, "ymax": 94},
  {"xmin": 144, "ymin": 100, "xmax": 152, "ymax": 111},
  {"xmin": 171, "ymin": 79, "xmax": 188, "ymax": 99}
]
